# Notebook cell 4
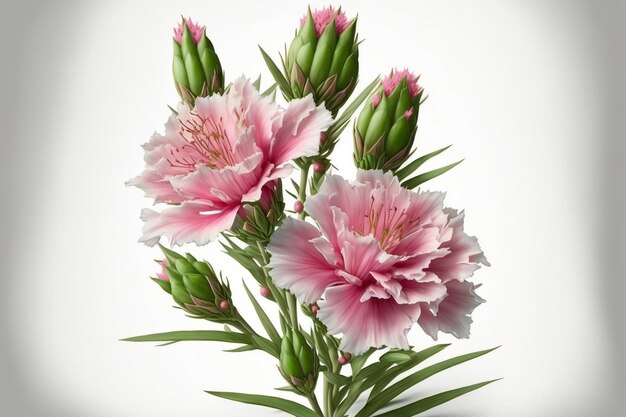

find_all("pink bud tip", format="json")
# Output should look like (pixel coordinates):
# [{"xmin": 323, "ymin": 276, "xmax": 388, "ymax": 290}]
[
  {"xmin": 312, "ymin": 161, "xmax": 325, "ymax": 173},
  {"xmin": 300, "ymin": 7, "xmax": 350, "ymax": 37},
  {"xmin": 403, "ymin": 108, "xmax": 414, "ymax": 119},
  {"xmin": 372, "ymin": 93, "xmax": 381, "ymax": 108},
  {"xmin": 338, "ymin": 356, "xmax": 348, "ymax": 365},
  {"xmin": 311, "ymin": 304, "xmax": 320, "ymax": 315},
  {"xmin": 294, "ymin": 201, "xmax": 304, "ymax": 213},
  {"xmin": 343, "ymin": 353, "xmax": 352, "ymax": 361},
  {"xmin": 382, "ymin": 68, "xmax": 423, "ymax": 98},
  {"xmin": 219, "ymin": 300, "xmax": 229, "ymax": 310},
  {"xmin": 260, "ymin": 287, "xmax": 271, "ymax": 298},
  {"xmin": 320, "ymin": 131, "xmax": 327, "ymax": 142},
  {"xmin": 173, "ymin": 17, "xmax": 204, "ymax": 45},
  {"xmin": 155, "ymin": 259, "xmax": 170, "ymax": 282}
]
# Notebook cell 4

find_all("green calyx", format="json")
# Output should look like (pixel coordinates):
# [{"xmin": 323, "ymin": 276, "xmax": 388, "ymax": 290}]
[
  {"xmin": 285, "ymin": 9, "xmax": 359, "ymax": 116},
  {"xmin": 154, "ymin": 245, "xmax": 235, "ymax": 324},
  {"xmin": 229, "ymin": 181, "xmax": 285, "ymax": 246},
  {"xmin": 279, "ymin": 329, "xmax": 318, "ymax": 395},
  {"xmin": 353, "ymin": 78, "xmax": 423, "ymax": 172},
  {"xmin": 173, "ymin": 21, "xmax": 224, "ymax": 107}
]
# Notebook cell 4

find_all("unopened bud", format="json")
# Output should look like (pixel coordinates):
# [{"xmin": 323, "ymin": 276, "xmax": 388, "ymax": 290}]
[
  {"xmin": 260, "ymin": 287, "xmax": 271, "ymax": 298},
  {"xmin": 294, "ymin": 200, "xmax": 304, "ymax": 213}
]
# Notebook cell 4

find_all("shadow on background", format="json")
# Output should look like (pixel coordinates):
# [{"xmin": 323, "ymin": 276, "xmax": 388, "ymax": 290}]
[{"xmin": 0, "ymin": 0, "xmax": 623, "ymax": 416}]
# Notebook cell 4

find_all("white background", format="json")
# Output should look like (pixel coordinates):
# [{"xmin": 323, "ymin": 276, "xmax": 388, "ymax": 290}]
[{"xmin": 1, "ymin": 0, "xmax": 624, "ymax": 416}]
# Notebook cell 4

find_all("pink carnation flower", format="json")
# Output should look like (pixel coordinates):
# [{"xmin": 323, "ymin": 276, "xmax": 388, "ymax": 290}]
[
  {"xmin": 300, "ymin": 6, "xmax": 350, "ymax": 37},
  {"xmin": 267, "ymin": 170, "xmax": 488, "ymax": 354},
  {"xmin": 173, "ymin": 17, "xmax": 204, "ymax": 45},
  {"xmin": 128, "ymin": 77, "xmax": 333, "ymax": 246}
]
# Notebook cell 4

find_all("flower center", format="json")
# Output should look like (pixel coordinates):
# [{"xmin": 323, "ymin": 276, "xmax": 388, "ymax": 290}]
[
  {"xmin": 168, "ymin": 112, "xmax": 236, "ymax": 171},
  {"xmin": 353, "ymin": 195, "xmax": 420, "ymax": 252}
]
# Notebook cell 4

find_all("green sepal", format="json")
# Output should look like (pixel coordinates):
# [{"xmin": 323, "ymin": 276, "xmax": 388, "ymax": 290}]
[
  {"xmin": 386, "ymin": 115, "xmax": 412, "ymax": 157},
  {"xmin": 299, "ymin": 8, "xmax": 318, "ymax": 46},
  {"xmin": 182, "ymin": 273, "xmax": 214, "ymax": 300},
  {"xmin": 337, "ymin": 51, "xmax": 358, "ymax": 90},
  {"xmin": 329, "ymin": 19, "xmax": 357, "ymax": 77},
  {"xmin": 363, "ymin": 95, "xmax": 390, "ymax": 151},
  {"xmin": 151, "ymin": 277, "xmax": 171, "ymax": 294},
  {"xmin": 295, "ymin": 43, "xmax": 315, "ymax": 75}
]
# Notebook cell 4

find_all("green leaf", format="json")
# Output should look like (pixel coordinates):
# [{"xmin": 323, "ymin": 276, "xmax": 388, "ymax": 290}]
[
  {"xmin": 261, "ymin": 82, "xmax": 278, "ymax": 97},
  {"xmin": 243, "ymin": 281, "xmax": 282, "ymax": 347},
  {"xmin": 224, "ymin": 344, "xmax": 257, "ymax": 353},
  {"xmin": 323, "ymin": 371, "xmax": 352, "ymax": 387},
  {"xmin": 379, "ymin": 351, "xmax": 413, "ymax": 364},
  {"xmin": 259, "ymin": 46, "xmax": 293, "ymax": 99},
  {"xmin": 252, "ymin": 74, "xmax": 262, "ymax": 90},
  {"xmin": 396, "ymin": 145, "xmax": 452, "ymax": 181},
  {"xmin": 122, "ymin": 330, "xmax": 250, "ymax": 345},
  {"xmin": 402, "ymin": 160, "xmax": 464, "ymax": 190},
  {"xmin": 366, "ymin": 344, "xmax": 450, "ymax": 397},
  {"xmin": 206, "ymin": 391, "xmax": 319, "ymax": 417},
  {"xmin": 356, "ymin": 347, "xmax": 499, "ymax": 417},
  {"xmin": 373, "ymin": 379, "xmax": 500, "ymax": 417}
]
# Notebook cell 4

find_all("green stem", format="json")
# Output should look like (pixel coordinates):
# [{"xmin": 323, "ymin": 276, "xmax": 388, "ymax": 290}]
[
  {"xmin": 287, "ymin": 292, "xmax": 299, "ymax": 330},
  {"xmin": 298, "ymin": 161, "xmax": 311, "ymax": 220},
  {"xmin": 256, "ymin": 241, "xmax": 292, "ymax": 330},
  {"xmin": 308, "ymin": 393, "xmax": 324, "ymax": 417}
]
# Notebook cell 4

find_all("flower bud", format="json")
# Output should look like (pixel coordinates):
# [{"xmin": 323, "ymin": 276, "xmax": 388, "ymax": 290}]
[
  {"xmin": 286, "ymin": 7, "xmax": 359, "ymax": 116},
  {"xmin": 173, "ymin": 18, "xmax": 224, "ymax": 106},
  {"xmin": 353, "ymin": 69, "xmax": 424, "ymax": 172},
  {"xmin": 279, "ymin": 329, "xmax": 319, "ymax": 394},
  {"xmin": 153, "ymin": 245, "xmax": 238, "ymax": 325},
  {"xmin": 230, "ymin": 181, "xmax": 285, "ymax": 246}
]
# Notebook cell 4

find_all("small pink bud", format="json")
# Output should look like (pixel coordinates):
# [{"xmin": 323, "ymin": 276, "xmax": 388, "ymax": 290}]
[
  {"xmin": 312, "ymin": 161, "xmax": 325, "ymax": 173},
  {"xmin": 260, "ymin": 287, "xmax": 271, "ymax": 298},
  {"xmin": 173, "ymin": 18, "xmax": 205, "ymax": 45},
  {"xmin": 219, "ymin": 300, "xmax": 229, "ymax": 310},
  {"xmin": 403, "ymin": 108, "xmax": 414, "ymax": 119},
  {"xmin": 320, "ymin": 131, "xmax": 327, "ymax": 142},
  {"xmin": 382, "ymin": 68, "xmax": 422, "ymax": 98},
  {"xmin": 372, "ymin": 94, "xmax": 381, "ymax": 108},
  {"xmin": 338, "ymin": 356, "xmax": 347, "ymax": 365},
  {"xmin": 343, "ymin": 353, "xmax": 352, "ymax": 361},
  {"xmin": 294, "ymin": 200, "xmax": 304, "ymax": 213},
  {"xmin": 311, "ymin": 304, "xmax": 320, "ymax": 315}
]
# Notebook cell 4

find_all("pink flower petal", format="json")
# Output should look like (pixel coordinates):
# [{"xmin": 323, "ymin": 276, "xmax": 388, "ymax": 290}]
[
  {"xmin": 169, "ymin": 153, "xmax": 263, "ymax": 203},
  {"xmin": 270, "ymin": 96, "xmax": 333, "ymax": 165},
  {"xmin": 125, "ymin": 169, "xmax": 183, "ymax": 204},
  {"xmin": 418, "ymin": 280, "xmax": 485, "ymax": 340},
  {"xmin": 427, "ymin": 209, "xmax": 489, "ymax": 283},
  {"xmin": 317, "ymin": 284, "xmax": 421, "ymax": 355},
  {"xmin": 140, "ymin": 203, "xmax": 239, "ymax": 247},
  {"xmin": 267, "ymin": 218, "xmax": 341, "ymax": 303}
]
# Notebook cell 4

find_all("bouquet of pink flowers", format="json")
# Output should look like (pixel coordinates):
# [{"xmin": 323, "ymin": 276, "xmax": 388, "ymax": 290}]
[{"xmin": 126, "ymin": 7, "xmax": 497, "ymax": 417}]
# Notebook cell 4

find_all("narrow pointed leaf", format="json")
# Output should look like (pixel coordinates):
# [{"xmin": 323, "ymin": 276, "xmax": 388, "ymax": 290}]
[
  {"xmin": 356, "ymin": 347, "xmax": 499, "ymax": 417},
  {"xmin": 373, "ymin": 379, "xmax": 500, "ymax": 417},
  {"xmin": 366, "ymin": 344, "xmax": 450, "ymax": 397},
  {"xmin": 243, "ymin": 281, "xmax": 282, "ymax": 347},
  {"xmin": 402, "ymin": 160, "xmax": 464, "ymax": 190},
  {"xmin": 122, "ymin": 330, "xmax": 251, "ymax": 345},
  {"xmin": 206, "ymin": 391, "xmax": 319, "ymax": 417},
  {"xmin": 327, "ymin": 77, "xmax": 379, "ymax": 140},
  {"xmin": 396, "ymin": 145, "xmax": 452, "ymax": 181},
  {"xmin": 259, "ymin": 46, "xmax": 293, "ymax": 98}
]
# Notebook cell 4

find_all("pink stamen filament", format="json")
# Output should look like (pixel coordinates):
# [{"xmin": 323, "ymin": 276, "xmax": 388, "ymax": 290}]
[{"xmin": 168, "ymin": 112, "xmax": 236, "ymax": 170}]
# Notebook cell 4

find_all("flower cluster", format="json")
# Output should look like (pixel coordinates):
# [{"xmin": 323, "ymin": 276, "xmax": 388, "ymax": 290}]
[{"xmin": 126, "ymin": 8, "xmax": 495, "ymax": 417}]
